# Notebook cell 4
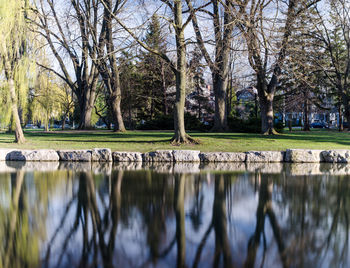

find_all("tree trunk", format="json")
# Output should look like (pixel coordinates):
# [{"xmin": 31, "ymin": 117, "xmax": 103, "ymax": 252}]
[
  {"xmin": 171, "ymin": 1, "xmax": 195, "ymax": 144},
  {"xmin": 79, "ymin": 103, "xmax": 93, "ymax": 129},
  {"xmin": 110, "ymin": 64, "xmax": 126, "ymax": 132},
  {"xmin": 100, "ymin": 0, "xmax": 126, "ymax": 133},
  {"xmin": 260, "ymin": 93, "xmax": 276, "ymax": 135},
  {"xmin": 288, "ymin": 119, "xmax": 292, "ymax": 132},
  {"xmin": 186, "ymin": 0, "xmax": 232, "ymax": 132},
  {"xmin": 256, "ymin": 72, "xmax": 278, "ymax": 135},
  {"xmin": 62, "ymin": 115, "xmax": 66, "ymax": 130},
  {"xmin": 212, "ymin": 73, "xmax": 228, "ymax": 132},
  {"xmin": 173, "ymin": 67, "xmax": 188, "ymax": 143},
  {"xmin": 45, "ymin": 121, "xmax": 49, "ymax": 132},
  {"xmin": 77, "ymin": 83, "xmax": 97, "ymax": 130},
  {"xmin": 9, "ymin": 78, "xmax": 25, "ymax": 144},
  {"xmin": 110, "ymin": 91, "xmax": 126, "ymax": 132},
  {"xmin": 227, "ymin": 70, "xmax": 233, "ymax": 117}
]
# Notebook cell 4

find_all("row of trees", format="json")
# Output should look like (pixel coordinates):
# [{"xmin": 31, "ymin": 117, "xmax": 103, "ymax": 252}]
[{"xmin": 1, "ymin": 0, "xmax": 349, "ymax": 143}]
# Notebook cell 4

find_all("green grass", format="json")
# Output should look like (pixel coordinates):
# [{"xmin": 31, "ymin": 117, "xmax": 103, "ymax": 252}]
[{"xmin": 0, "ymin": 129, "xmax": 350, "ymax": 152}]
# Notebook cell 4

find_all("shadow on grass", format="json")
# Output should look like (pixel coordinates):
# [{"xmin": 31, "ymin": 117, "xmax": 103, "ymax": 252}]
[
  {"xmin": 24, "ymin": 131, "xmax": 174, "ymax": 140},
  {"xmin": 200, "ymin": 130, "xmax": 350, "ymax": 147},
  {"xmin": 0, "ymin": 139, "xmax": 14, "ymax": 144},
  {"xmin": 27, "ymin": 139, "xmax": 172, "ymax": 144},
  {"xmin": 15, "ymin": 129, "xmax": 350, "ymax": 148}
]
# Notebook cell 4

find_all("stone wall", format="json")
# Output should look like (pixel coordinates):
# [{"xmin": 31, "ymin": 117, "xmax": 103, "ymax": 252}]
[{"xmin": 1, "ymin": 148, "xmax": 350, "ymax": 163}]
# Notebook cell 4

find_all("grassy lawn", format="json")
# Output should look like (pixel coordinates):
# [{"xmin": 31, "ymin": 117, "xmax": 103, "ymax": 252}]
[{"xmin": 0, "ymin": 129, "xmax": 349, "ymax": 152}]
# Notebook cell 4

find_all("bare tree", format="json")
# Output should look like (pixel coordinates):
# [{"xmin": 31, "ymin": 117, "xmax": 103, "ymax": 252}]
[
  {"xmin": 33, "ymin": 0, "xmax": 103, "ymax": 129},
  {"xmin": 34, "ymin": 0, "xmax": 128, "ymax": 131},
  {"xmin": 313, "ymin": 0, "xmax": 350, "ymax": 130},
  {"xmin": 186, "ymin": 0, "xmax": 234, "ymax": 131},
  {"xmin": 228, "ymin": 0, "xmax": 318, "ymax": 134},
  {"xmin": 93, "ymin": 0, "xmax": 127, "ymax": 132},
  {"xmin": 103, "ymin": 0, "xmax": 197, "ymax": 143}
]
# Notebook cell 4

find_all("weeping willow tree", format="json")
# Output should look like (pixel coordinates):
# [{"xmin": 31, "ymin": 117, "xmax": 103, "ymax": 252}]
[
  {"xmin": 30, "ymin": 70, "xmax": 63, "ymax": 132},
  {"xmin": 0, "ymin": 0, "xmax": 35, "ymax": 143}
]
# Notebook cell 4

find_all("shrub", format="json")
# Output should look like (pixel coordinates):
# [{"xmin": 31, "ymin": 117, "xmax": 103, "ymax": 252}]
[
  {"xmin": 228, "ymin": 116, "xmax": 284, "ymax": 133},
  {"xmin": 137, "ymin": 113, "xmax": 209, "ymax": 131},
  {"xmin": 137, "ymin": 114, "xmax": 173, "ymax": 130},
  {"xmin": 274, "ymin": 121, "xmax": 284, "ymax": 133},
  {"xmin": 228, "ymin": 116, "xmax": 261, "ymax": 133}
]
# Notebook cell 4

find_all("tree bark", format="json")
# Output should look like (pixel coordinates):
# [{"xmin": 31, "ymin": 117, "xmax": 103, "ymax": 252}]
[
  {"xmin": 45, "ymin": 115, "xmax": 49, "ymax": 132},
  {"xmin": 110, "ymin": 90, "xmax": 126, "ymax": 132},
  {"xmin": 186, "ymin": 0, "xmax": 233, "ymax": 132},
  {"xmin": 259, "ymin": 90, "xmax": 276, "ymax": 135},
  {"xmin": 109, "ymin": 75, "xmax": 125, "ymax": 134},
  {"xmin": 171, "ymin": 0, "xmax": 195, "ymax": 144},
  {"xmin": 62, "ymin": 114, "xmax": 67, "ymax": 130},
  {"xmin": 8, "ymin": 78, "xmax": 25, "ymax": 144},
  {"xmin": 79, "ymin": 97, "xmax": 94, "ymax": 129},
  {"xmin": 212, "ymin": 73, "xmax": 228, "ymax": 131},
  {"xmin": 100, "ymin": 0, "xmax": 126, "ymax": 132},
  {"xmin": 173, "ymin": 66, "xmax": 188, "ymax": 143}
]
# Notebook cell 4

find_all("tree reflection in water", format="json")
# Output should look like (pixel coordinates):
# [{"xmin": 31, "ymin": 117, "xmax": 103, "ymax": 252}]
[
  {"xmin": 212, "ymin": 175, "xmax": 232, "ymax": 268},
  {"xmin": 1, "ymin": 164, "xmax": 350, "ymax": 267},
  {"xmin": 174, "ymin": 173, "xmax": 186, "ymax": 268},
  {"xmin": 244, "ymin": 174, "xmax": 286, "ymax": 268}
]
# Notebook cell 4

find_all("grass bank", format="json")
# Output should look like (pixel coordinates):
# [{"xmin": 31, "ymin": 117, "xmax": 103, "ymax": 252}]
[{"xmin": 0, "ymin": 129, "xmax": 349, "ymax": 152}]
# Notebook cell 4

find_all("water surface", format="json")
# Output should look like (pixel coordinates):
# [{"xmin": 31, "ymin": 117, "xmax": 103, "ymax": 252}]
[{"xmin": 0, "ymin": 162, "xmax": 349, "ymax": 268}]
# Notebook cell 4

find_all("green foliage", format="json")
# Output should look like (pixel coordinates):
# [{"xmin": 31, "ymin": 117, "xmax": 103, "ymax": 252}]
[
  {"xmin": 137, "ymin": 114, "xmax": 173, "ymax": 130},
  {"xmin": 119, "ymin": 51, "xmax": 144, "ymax": 128},
  {"xmin": 228, "ymin": 116, "xmax": 283, "ymax": 134},
  {"xmin": 0, "ymin": 85, "xmax": 11, "ymax": 128},
  {"xmin": 29, "ymin": 70, "xmax": 64, "ymax": 130},
  {"xmin": 228, "ymin": 94, "xmax": 238, "ymax": 118},
  {"xmin": 0, "ymin": 0, "xmax": 36, "ymax": 123},
  {"xmin": 228, "ymin": 116, "xmax": 261, "ymax": 133},
  {"xmin": 136, "ymin": 15, "xmax": 174, "ymax": 120},
  {"xmin": 184, "ymin": 113, "xmax": 211, "ymax": 131},
  {"xmin": 94, "ymin": 84, "xmax": 113, "ymax": 128},
  {"xmin": 274, "ymin": 121, "xmax": 284, "ymax": 133}
]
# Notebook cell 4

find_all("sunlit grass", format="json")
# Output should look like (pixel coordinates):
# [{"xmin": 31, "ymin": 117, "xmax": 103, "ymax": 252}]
[{"xmin": 0, "ymin": 129, "xmax": 349, "ymax": 152}]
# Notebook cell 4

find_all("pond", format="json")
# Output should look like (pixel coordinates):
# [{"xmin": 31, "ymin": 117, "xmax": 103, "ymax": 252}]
[{"xmin": 0, "ymin": 161, "xmax": 349, "ymax": 268}]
